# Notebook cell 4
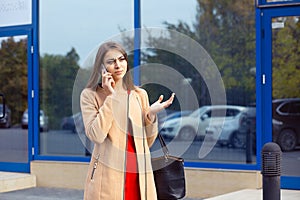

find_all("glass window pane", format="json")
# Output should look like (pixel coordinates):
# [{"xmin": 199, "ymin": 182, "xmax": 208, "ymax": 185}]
[
  {"xmin": 272, "ymin": 16, "xmax": 300, "ymax": 176},
  {"xmin": 142, "ymin": 0, "xmax": 256, "ymax": 164},
  {"xmin": 0, "ymin": 36, "xmax": 28, "ymax": 163},
  {"xmin": 39, "ymin": 0, "xmax": 132, "ymax": 157}
]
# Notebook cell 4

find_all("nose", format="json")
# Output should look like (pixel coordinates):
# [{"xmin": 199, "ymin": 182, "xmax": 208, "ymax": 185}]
[{"xmin": 114, "ymin": 59, "xmax": 121, "ymax": 68}]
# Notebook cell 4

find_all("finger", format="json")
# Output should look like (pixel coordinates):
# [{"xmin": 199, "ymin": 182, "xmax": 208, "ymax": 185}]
[
  {"xmin": 110, "ymin": 79, "xmax": 115, "ymax": 87},
  {"xmin": 170, "ymin": 93, "xmax": 175, "ymax": 102},
  {"xmin": 157, "ymin": 95, "xmax": 164, "ymax": 103},
  {"xmin": 162, "ymin": 93, "xmax": 175, "ymax": 108},
  {"xmin": 166, "ymin": 93, "xmax": 175, "ymax": 103}
]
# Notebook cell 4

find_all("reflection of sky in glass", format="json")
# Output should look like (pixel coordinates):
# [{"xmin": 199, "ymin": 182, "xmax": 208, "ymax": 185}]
[
  {"xmin": 39, "ymin": 0, "xmax": 197, "ymax": 65},
  {"xmin": 142, "ymin": 0, "xmax": 197, "ymax": 28},
  {"xmin": 0, "ymin": 35, "xmax": 27, "ymax": 48}
]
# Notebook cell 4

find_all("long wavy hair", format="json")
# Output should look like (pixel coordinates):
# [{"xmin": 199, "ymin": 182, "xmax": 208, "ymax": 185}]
[{"xmin": 85, "ymin": 41, "xmax": 135, "ymax": 90}]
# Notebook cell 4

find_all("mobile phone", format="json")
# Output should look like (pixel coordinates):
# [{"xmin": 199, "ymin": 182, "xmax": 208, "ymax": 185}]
[{"xmin": 101, "ymin": 64, "xmax": 107, "ymax": 74}]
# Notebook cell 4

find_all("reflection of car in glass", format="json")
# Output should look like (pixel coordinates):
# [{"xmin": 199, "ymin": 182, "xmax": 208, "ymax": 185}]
[
  {"xmin": 237, "ymin": 107, "xmax": 256, "ymax": 151},
  {"xmin": 21, "ymin": 109, "xmax": 49, "ymax": 132},
  {"xmin": 61, "ymin": 112, "xmax": 93, "ymax": 155},
  {"xmin": 0, "ymin": 104, "xmax": 11, "ymax": 128},
  {"xmin": 61, "ymin": 112, "xmax": 83, "ymax": 133},
  {"xmin": 205, "ymin": 106, "xmax": 251, "ymax": 148},
  {"xmin": 158, "ymin": 110, "xmax": 192, "ymax": 130},
  {"xmin": 160, "ymin": 105, "xmax": 247, "ymax": 145},
  {"xmin": 272, "ymin": 98, "xmax": 300, "ymax": 151}
]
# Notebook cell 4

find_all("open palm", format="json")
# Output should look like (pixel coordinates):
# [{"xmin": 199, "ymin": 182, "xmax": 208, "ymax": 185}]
[{"xmin": 148, "ymin": 93, "xmax": 175, "ymax": 120}]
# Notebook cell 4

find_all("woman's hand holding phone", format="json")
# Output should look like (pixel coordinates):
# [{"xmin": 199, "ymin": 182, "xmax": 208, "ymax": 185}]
[{"xmin": 101, "ymin": 65, "xmax": 115, "ymax": 94}]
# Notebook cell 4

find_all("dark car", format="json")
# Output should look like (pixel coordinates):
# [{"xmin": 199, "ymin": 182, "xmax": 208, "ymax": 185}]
[
  {"xmin": 61, "ymin": 112, "xmax": 84, "ymax": 133},
  {"xmin": 238, "ymin": 107, "xmax": 256, "ymax": 152},
  {"xmin": 272, "ymin": 98, "xmax": 300, "ymax": 151},
  {"xmin": 0, "ymin": 104, "xmax": 11, "ymax": 128}
]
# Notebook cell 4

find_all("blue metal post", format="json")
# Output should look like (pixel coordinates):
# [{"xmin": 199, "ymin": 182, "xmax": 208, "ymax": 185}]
[{"xmin": 133, "ymin": 0, "xmax": 141, "ymax": 85}]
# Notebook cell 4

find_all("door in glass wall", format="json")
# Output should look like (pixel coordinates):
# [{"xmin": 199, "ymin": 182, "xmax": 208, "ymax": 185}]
[
  {"xmin": 271, "ymin": 14, "xmax": 300, "ymax": 188},
  {"xmin": 0, "ymin": 35, "xmax": 31, "ymax": 172}
]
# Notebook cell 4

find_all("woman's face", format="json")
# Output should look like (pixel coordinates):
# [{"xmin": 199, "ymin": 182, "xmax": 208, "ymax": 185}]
[{"xmin": 103, "ymin": 49, "xmax": 128, "ymax": 82}]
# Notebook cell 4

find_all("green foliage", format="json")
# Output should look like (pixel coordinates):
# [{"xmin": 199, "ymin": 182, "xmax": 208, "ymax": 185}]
[
  {"xmin": 272, "ymin": 17, "xmax": 300, "ymax": 99},
  {"xmin": 140, "ymin": 0, "xmax": 256, "ymax": 107},
  {"xmin": 40, "ymin": 47, "xmax": 80, "ymax": 129},
  {"xmin": 0, "ymin": 37, "xmax": 28, "ymax": 125},
  {"xmin": 0, "ymin": 37, "xmax": 80, "ymax": 129}
]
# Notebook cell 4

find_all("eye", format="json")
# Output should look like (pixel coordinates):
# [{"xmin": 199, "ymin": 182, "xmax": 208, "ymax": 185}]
[
  {"xmin": 118, "ymin": 56, "xmax": 126, "ymax": 61},
  {"xmin": 106, "ymin": 61, "xmax": 114, "ymax": 65}
]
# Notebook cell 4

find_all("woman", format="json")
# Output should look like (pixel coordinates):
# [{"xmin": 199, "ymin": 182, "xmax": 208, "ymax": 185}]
[{"xmin": 80, "ymin": 41, "xmax": 175, "ymax": 200}]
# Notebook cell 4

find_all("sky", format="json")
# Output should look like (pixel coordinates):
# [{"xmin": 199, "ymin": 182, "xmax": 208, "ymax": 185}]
[{"xmin": 39, "ymin": 0, "xmax": 198, "ymax": 66}]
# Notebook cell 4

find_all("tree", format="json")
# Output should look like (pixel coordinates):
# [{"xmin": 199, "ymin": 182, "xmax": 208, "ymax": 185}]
[
  {"xmin": 0, "ymin": 37, "xmax": 28, "ymax": 125},
  {"xmin": 140, "ymin": 0, "xmax": 256, "ymax": 107},
  {"xmin": 40, "ymin": 48, "xmax": 80, "ymax": 129},
  {"xmin": 272, "ymin": 17, "xmax": 300, "ymax": 98}
]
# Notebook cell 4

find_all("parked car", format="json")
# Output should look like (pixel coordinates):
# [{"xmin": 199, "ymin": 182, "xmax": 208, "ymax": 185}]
[
  {"xmin": 61, "ymin": 112, "xmax": 93, "ymax": 155},
  {"xmin": 160, "ymin": 105, "xmax": 247, "ymax": 146},
  {"xmin": 0, "ymin": 104, "xmax": 11, "ymax": 128},
  {"xmin": 272, "ymin": 98, "xmax": 300, "ymax": 151},
  {"xmin": 158, "ymin": 110, "xmax": 192, "ymax": 130},
  {"xmin": 61, "ymin": 112, "xmax": 83, "ymax": 133},
  {"xmin": 206, "ymin": 106, "xmax": 253, "ymax": 148},
  {"xmin": 237, "ymin": 107, "xmax": 256, "ymax": 151},
  {"xmin": 21, "ymin": 109, "xmax": 49, "ymax": 132}
]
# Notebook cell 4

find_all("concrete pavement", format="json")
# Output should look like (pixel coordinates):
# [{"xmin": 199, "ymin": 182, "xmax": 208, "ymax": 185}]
[
  {"xmin": 0, "ymin": 187, "xmax": 203, "ymax": 200},
  {"xmin": 205, "ymin": 189, "xmax": 300, "ymax": 200},
  {"xmin": 0, "ymin": 187, "xmax": 300, "ymax": 200}
]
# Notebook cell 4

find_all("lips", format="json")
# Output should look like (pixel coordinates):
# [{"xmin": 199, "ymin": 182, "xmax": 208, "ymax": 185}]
[{"xmin": 115, "ymin": 70, "xmax": 123, "ymax": 75}]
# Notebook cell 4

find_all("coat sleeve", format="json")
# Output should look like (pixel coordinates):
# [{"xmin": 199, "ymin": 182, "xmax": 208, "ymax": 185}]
[
  {"xmin": 80, "ymin": 88, "xmax": 114, "ymax": 144},
  {"xmin": 137, "ymin": 88, "xmax": 158, "ymax": 147}
]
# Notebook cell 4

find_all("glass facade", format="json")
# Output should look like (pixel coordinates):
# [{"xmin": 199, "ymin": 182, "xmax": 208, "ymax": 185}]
[{"xmin": 0, "ymin": 0, "xmax": 299, "ymax": 190}]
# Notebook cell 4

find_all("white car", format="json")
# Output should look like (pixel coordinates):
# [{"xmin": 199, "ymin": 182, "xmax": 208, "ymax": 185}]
[
  {"xmin": 22, "ymin": 109, "xmax": 49, "ymax": 132},
  {"xmin": 205, "ymin": 108, "xmax": 254, "ymax": 148},
  {"xmin": 160, "ymin": 105, "xmax": 247, "ymax": 147}
]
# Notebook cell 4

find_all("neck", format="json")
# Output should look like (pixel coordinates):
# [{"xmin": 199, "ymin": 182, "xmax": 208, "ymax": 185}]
[{"xmin": 114, "ymin": 80, "xmax": 126, "ymax": 92}]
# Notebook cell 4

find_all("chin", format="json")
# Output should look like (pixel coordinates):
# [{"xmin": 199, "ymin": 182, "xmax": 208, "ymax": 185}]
[{"xmin": 114, "ymin": 75, "xmax": 124, "ymax": 81}]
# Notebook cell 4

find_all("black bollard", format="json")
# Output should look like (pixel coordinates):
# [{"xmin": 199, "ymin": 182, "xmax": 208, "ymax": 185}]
[{"xmin": 261, "ymin": 142, "xmax": 282, "ymax": 200}]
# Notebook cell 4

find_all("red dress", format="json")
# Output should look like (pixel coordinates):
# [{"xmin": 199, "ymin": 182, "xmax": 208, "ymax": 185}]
[{"xmin": 124, "ymin": 132, "xmax": 141, "ymax": 200}]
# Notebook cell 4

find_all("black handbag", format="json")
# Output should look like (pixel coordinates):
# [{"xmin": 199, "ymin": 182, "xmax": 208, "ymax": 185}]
[{"xmin": 151, "ymin": 133, "xmax": 186, "ymax": 200}]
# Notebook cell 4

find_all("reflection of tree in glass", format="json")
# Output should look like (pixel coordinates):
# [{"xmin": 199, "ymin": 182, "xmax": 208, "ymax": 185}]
[
  {"xmin": 134, "ymin": 0, "xmax": 256, "ymax": 107},
  {"xmin": 272, "ymin": 16, "xmax": 300, "ymax": 99},
  {"xmin": 40, "ymin": 47, "xmax": 80, "ymax": 129},
  {"xmin": 0, "ymin": 37, "xmax": 27, "ymax": 125}
]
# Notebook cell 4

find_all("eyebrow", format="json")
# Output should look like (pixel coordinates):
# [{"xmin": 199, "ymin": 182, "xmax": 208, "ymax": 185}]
[{"xmin": 106, "ymin": 55, "xmax": 124, "ymax": 62}]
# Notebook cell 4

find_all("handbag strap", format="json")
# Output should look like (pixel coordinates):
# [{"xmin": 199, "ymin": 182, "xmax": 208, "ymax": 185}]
[{"xmin": 157, "ymin": 133, "xmax": 169, "ymax": 157}]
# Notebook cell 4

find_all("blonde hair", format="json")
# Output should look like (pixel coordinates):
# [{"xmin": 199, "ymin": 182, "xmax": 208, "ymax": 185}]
[{"xmin": 86, "ymin": 41, "xmax": 135, "ymax": 90}]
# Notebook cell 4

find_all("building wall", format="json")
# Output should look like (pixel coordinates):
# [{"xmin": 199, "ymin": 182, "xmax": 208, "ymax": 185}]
[{"xmin": 31, "ymin": 161, "xmax": 262, "ymax": 198}]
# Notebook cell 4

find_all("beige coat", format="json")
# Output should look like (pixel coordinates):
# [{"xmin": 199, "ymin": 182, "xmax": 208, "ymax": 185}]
[{"xmin": 80, "ymin": 86, "xmax": 158, "ymax": 200}]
